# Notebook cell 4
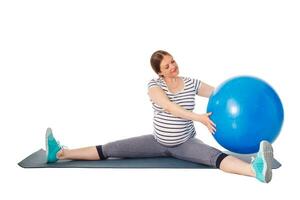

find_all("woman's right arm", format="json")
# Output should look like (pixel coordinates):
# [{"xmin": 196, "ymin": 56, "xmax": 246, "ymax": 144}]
[
  {"xmin": 148, "ymin": 86, "xmax": 216, "ymax": 133},
  {"xmin": 148, "ymin": 86, "xmax": 199, "ymax": 121}
]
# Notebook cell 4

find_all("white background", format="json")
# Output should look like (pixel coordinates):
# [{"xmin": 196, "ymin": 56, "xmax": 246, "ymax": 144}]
[{"xmin": 1, "ymin": 0, "xmax": 300, "ymax": 199}]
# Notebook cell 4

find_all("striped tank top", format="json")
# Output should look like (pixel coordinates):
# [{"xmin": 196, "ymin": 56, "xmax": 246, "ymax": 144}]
[{"xmin": 148, "ymin": 76, "xmax": 201, "ymax": 147}]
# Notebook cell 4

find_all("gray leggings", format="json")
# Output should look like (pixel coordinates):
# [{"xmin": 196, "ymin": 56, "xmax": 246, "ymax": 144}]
[{"xmin": 96, "ymin": 134, "xmax": 228, "ymax": 168}]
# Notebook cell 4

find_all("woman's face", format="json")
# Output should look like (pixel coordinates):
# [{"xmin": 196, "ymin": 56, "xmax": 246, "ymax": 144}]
[{"xmin": 159, "ymin": 55, "xmax": 179, "ymax": 78}]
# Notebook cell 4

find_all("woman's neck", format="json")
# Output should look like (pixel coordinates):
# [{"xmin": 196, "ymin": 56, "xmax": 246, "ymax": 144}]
[{"xmin": 163, "ymin": 76, "xmax": 179, "ymax": 84}]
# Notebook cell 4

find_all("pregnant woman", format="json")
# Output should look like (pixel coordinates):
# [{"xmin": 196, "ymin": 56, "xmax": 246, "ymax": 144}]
[{"xmin": 46, "ymin": 50, "xmax": 273, "ymax": 183}]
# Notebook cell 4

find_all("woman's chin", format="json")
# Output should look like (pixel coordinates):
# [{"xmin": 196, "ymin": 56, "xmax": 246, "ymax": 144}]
[{"xmin": 173, "ymin": 71, "xmax": 179, "ymax": 76}]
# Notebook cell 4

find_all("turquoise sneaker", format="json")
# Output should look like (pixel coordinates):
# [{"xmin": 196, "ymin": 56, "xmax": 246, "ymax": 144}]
[
  {"xmin": 251, "ymin": 140, "xmax": 274, "ymax": 183},
  {"xmin": 45, "ymin": 128, "xmax": 62, "ymax": 163}
]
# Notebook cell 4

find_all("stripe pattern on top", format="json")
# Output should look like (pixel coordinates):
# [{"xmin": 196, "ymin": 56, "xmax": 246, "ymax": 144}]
[{"xmin": 148, "ymin": 76, "xmax": 201, "ymax": 146}]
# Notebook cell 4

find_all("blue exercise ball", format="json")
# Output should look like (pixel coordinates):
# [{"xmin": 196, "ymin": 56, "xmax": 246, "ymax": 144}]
[{"xmin": 207, "ymin": 76, "xmax": 284, "ymax": 154}]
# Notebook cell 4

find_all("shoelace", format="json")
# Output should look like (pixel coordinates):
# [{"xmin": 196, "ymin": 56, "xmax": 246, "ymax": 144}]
[
  {"xmin": 57, "ymin": 141, "xmax": 68, "ymax": 149},
  {"xmin": 251, "ymin": 156, "xmax": 264, "ymax": 174},
  {"xmin": 251, "ymin": 156, "xmax": 255, "ymax": 163},
  {"xmin": 250, "ymin": 156, "xmax": 258, "ymax": 177}
]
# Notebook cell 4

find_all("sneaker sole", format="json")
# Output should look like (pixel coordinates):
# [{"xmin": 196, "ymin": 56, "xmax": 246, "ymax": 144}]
[
  {"xmin": 260, "ymin": 140, "xmax": 273, "ymax": 183},
  {"xmin": 45, "ymin": 128, "xmax": 52, "ymax": 162}
]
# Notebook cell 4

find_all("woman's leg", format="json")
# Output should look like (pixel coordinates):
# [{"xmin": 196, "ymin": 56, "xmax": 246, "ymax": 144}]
[
  {"xmin": 219, "ymin": 155, "xmax": 255, "ymax": 177},
  {"xmin": 46, "ymin": 128, "xmax": 100, "ymax": 161},
  {"xmin": 220, "ymin": 140, "xmax": 273, "ymax": 183},
  {"xmin": 168, "ymin": 137, "xmax": 273, "ymax": 182},
  {"xmin": 168, "ymin": 138, "xmax": 249, "ymax": 173},
  {"xmin": 168, "ymin": 137, "xmax": 229, "ymax": 168},
  {"xmin": 99, "ymin": 134, "xmax": 169, "ymax": 159},
  {"xmin": 57, "ymin": 146, "xmax": 100, "ymax": 160},
  {"xmin": 56, "ymin": 134, "xmax": 169, "ymax": 161},
  {"xmin": 46, "ymin": 127, "xmax": 168, "ymax": 162}
]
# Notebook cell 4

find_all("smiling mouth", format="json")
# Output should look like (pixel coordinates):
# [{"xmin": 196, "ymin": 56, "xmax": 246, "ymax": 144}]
[{"xmin": 171, "ymin": 68, "xmax": 177, "ymax": 73}]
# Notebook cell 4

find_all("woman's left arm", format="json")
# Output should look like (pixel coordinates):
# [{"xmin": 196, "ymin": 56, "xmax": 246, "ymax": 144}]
[{"xmin": 197, "ymin": 82, "xmax": 215, "ymax": 98}]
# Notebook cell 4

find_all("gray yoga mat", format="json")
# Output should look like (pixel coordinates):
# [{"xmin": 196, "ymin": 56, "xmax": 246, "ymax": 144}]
[{"xmin": 18, "ymin": 149, "xmax": 281, "ymax": 169}]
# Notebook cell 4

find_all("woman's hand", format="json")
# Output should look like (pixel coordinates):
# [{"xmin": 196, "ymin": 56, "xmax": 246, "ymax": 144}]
[{"xmin": 199, "ymin": 112, "xmax": 216, "ymax": 134}]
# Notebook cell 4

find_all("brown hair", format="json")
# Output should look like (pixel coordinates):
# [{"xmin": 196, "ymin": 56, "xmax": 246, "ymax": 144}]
[{"xmin": 150, "ymin": 50, "xmax": 172, "ymax": 77}]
